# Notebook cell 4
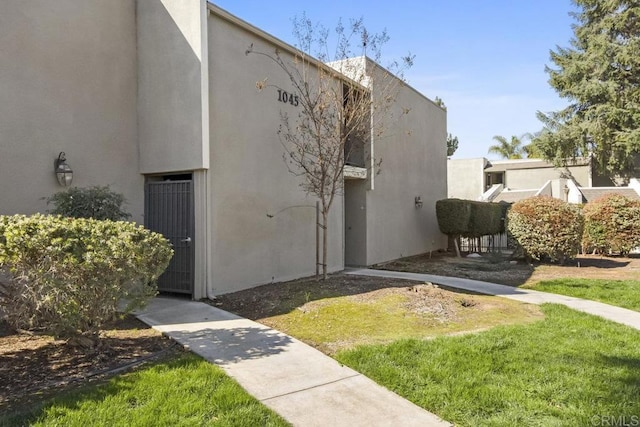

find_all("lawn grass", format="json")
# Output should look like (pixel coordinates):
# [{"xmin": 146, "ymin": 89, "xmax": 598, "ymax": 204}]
[
  {"xmin": 336, "ymin": 304, "xmax": 640, "ymax": 426},
  {"xmin": 263, "ymin": 292, "xmax": 543, "ymax": 354},
  {"xmin": 1, "ymin": 352, "xmax": 288, "ymax": 427},
  {"xmin": 524, "ymin": 278, "xmax": 640, "ymax": 311}
]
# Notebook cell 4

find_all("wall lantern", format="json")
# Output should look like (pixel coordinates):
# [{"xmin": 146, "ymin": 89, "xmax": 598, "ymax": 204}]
[
  {"xmin": 54, "ymin": 152, "xmax": 73, "ymax": 187},
  {"xmin": 414, "ymin": 196, "xmax": 423, "ymax": 208}
]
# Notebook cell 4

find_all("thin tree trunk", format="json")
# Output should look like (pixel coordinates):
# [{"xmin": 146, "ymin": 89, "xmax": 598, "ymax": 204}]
[
  {"xmin": 315, "ymin": 201, "xmax": 320, "ymax": 281},
  {"xmin": 322, "ymin": 211, "xmax": 328, "ymax": 280}
]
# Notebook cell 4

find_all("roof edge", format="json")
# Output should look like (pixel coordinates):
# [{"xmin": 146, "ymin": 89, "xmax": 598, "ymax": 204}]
[{"xmin": 208, "ymin": 3, "xmax": 365, "ymax": 89}]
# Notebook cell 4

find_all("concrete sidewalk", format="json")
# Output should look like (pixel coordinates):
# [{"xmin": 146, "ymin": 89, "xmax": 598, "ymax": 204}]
[
  {"xmin": 346, "ymin": 268, "xmax": 640, "ymax": 331},
  {"xmin": 135, "ymin": 297, "xmax": 450, "ymax": 427}
]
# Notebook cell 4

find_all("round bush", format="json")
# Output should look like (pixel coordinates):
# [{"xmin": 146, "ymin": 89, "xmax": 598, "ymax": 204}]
[
  {"xmin": 507, "ymin": 196, "xmax": 583, "ymax": 263},
  {"xmin": 0, "ymin": 214, "xmax": 173, "ymax": 339},
  {"xmin": 582, "ymin": 193, "xmax": 640, "ymax": 255},
  {"xmin": 47, "ymin": 185, "xmax": 131, "ymax": 221}
]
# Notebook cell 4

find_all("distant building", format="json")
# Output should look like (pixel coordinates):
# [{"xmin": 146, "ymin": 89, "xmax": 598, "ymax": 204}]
[{"xmin": 448, "ymin": 157, "xmax": 640, "ymax": 203}]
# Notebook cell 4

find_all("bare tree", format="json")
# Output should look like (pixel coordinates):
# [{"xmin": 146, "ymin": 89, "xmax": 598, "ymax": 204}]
[{"xmin": 246, "ymin": 15, "xmax": 413, "ymax": 279}]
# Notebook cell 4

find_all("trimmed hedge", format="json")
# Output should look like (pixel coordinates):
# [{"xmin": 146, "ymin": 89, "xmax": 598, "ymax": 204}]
[
  {"xmin": 582, "ymin": 193, "xmax": 640, "ymax": 255},
  {"xmin": 507, "ymin": 196, "xmax": 583, "ymax": 263},
  {"xmin": 436, "ymin": 199, "xmax": 471, "ymax": 236},
  {"xmin": 436, "ymin": 199, "xmax": 504, "ymax": 238},
  {"xmin": 0, "ymin": 214, "xmax": 173, "ymax": 339}
]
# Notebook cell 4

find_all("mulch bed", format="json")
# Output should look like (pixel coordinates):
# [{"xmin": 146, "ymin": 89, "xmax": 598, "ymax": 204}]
[{"xmin": 0, "ymin": 315, "xmax": 176, "ymax": 412}]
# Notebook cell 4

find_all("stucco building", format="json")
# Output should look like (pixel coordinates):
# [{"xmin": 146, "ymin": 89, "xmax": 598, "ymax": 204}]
[
  {"xmin": 1, "ymin": 1, "xmax": 447, "ymax": 298},
  {"xmin": 448, "ymin": 157, "xmax": 640, "ymax": 204}
]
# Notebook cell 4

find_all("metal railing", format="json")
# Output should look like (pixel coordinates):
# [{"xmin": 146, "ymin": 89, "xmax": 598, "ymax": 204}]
[{"xmin": 459, "ymin": 232, "xmax": 512, "ymax": 253}]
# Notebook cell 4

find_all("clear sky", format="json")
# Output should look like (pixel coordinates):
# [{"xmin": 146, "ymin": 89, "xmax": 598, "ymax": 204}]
[{"xmin": 212, "ymin": 0, "xmax": 577, "ymax": 159}]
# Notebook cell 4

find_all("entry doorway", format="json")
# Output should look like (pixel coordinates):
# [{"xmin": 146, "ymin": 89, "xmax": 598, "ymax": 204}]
[
  {"xmin": 344, "ymin": 179, "xmax": 367, "ymax": 266},
  {"xmin": 144, "ymin": 175, "xmax": 194, "ymax": 295}
]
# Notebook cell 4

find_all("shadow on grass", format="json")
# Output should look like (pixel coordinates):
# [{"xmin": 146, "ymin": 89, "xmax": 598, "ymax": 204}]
[
  {"xmin": 599, "ymin": 355, "xmax": 640, "ymax": 404},
  {"xmin": 570, "ymin": 257, "xmax": 631, "ymax": 268},
  {"xmin": 601, "ymin": 354, "xmax": 640, "ymax": 371},
  {"xmin": 1, "ymin": 354, "xmax": 202, "ymax": 426},
  {"xmin": 2, "ymin": 352, "xmax": 287, "ymax": 427}
]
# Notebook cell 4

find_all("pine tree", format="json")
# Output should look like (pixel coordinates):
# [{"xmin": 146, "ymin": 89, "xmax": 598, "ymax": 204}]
[{"xmin": 535, "ymin": 0, "xmax": 640, "ymax": 178}]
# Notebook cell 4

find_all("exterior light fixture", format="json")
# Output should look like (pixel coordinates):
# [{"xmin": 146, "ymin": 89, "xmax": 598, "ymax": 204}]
[
  {"xmin": 54, "ymin": 152, "xmax": 73, "ymax": 187},
  {"xmin": 415, "ymin": 196, "xmax": 423, "ymax": 208}
]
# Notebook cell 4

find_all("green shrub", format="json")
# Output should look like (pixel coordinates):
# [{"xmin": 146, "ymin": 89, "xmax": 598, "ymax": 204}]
[
  {"xmin": 436, "ymin": 199, "xmax": 503, "ymax": 238},
  {"xmin": 468, "ymin": 201, "xmax": 503, "ymax": 237},
  {"xmin": 47, "ymin": 185, "xmax": 131, "ymax": 221},
  {"xmin": 582, "ymin": 193, "xmax": 640, "ymax": 255},
  {"xmin": 0, "ymin": 214, "xmax": 172, "ymax": 340},
  {"xmin": 507, "ymin": 196, "xmax": 583, "ymax": 264},
  {"xmin": 436, "ymin": 199, "xmax": 471, "ymax": 236}
]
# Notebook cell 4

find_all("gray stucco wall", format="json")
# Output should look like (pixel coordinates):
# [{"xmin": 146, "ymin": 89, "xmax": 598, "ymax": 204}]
[
  {"xmin": 137, "ymin": 0, "xmax": 209, "ymax": 174},
  {"xmin": 207, "ymin": 11, "xmax": 344, "ymax": 295},
  {"xmin": 362, "ymin": 63, "xmax": 448, "ymax": 265},
  {"xmin": 0, "ymin": 0, "xmax": 142, "ymax": 221},
  {"xmin": 506, "ymin": 164, "xmax": 591, "ymax": 190},
  {"xmin": 447, "ymin": 158, "xmax": 488, "ymax": 200}
]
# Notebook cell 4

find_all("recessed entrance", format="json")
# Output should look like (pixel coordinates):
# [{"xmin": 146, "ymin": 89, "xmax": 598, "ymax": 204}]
[{"xmin": 144, "ymin": 175, "xmax": 195, "ymax": 295}]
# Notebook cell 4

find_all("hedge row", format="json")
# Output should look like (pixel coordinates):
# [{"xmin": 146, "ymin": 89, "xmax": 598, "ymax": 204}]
[
  {"xmin": 438, "ymin": 193, "xmax": 640, "ymax": 262},
  {"xmin": 436, "ymin": 199, "xmax": 505, "ymax": 238},
  {"xmin": 0, "ymin": 214, "xmax": 173, "ymax": 339}
]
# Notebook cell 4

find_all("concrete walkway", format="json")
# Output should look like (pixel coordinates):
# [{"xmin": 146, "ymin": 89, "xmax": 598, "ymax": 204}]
[
  {"xmin": 346, "ymin": 268, "xmax": 640, "ymax": 331},
  {"xmin": 135, "ymin": 297, "xmax": 450, "ymax": 427}
]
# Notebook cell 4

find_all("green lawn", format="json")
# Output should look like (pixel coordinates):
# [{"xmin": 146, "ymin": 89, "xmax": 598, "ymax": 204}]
[
  {"xmin": 336, "ymin": 304, "xmax": 640, "ymax": 426},
  {"xmin": 525, "ymin": 278, "xmax": 640, "ymax": 311},
  {"xmin": 1, "ymin": 353, "xmax": 288, "ymax": 427}
]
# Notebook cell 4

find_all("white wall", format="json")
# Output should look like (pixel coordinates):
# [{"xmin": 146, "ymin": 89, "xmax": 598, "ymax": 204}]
[
  {"xmin": 207, "ymin": 10, "xmax": 344, "ymax": 295},
  {"xmin": 0, "ymin": 0, "xmax": 142, "ymax": 221}
]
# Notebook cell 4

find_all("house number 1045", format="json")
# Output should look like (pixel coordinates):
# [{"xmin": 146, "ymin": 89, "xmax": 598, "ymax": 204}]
[{"xmin": 277, "ymin": 89, "xmax": 299, "ymax": 107}]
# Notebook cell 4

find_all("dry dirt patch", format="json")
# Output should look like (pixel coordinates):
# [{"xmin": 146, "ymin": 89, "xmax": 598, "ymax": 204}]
[
  {"xmin": 344, "ymin": 283, "xmax": 480, "ymax": 322},
  {"xmin": 375, "ymin": 251, "xmax": 640, "ymax": 286},
  {"xmin": 527, "ymin": 255, "xmax": 640, "ymax": 284},
  {"xmin": 375, "ymin": 251, "xmax": 534, "ymax": 286},
  {"xmin": 214, "ymin": 275, "xmax": 543, "ymax": 354}
]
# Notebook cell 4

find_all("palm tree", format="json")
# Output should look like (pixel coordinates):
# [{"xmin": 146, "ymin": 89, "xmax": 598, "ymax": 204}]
[{"xmin": 488, "ymin": 134, "xmax": 529, "ymax": 159}]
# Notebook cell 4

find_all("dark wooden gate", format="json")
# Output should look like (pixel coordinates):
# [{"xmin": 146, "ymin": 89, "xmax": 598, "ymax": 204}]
[{"xmin": 144, "ymin": 180, "xmax": 194, "ymax": 295}]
